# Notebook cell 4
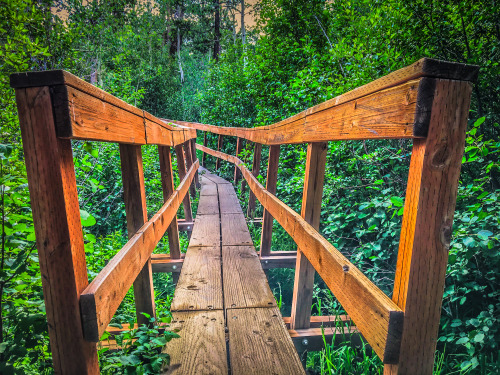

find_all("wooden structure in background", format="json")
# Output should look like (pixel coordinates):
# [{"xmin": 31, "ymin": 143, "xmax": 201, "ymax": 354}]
[{"xmin": 11, "ymin": 57, "xmax": 478, "ymax": 374}]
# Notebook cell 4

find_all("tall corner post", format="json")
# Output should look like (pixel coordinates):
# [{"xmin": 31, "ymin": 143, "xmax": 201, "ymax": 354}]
[
  {"xmin": 174, "ymin": 144, "xmax": 193, "ymax": 223},
  {"xmin": 190, "ymin": 138, "xmax": 200, "ymax": 188},
  {"xmin": 14, "ymin": 86, "xmax": 99, "ymax": 373},
  {"xmin": 247, "ymin": 143, "xmax": 262, "ymax": 218},
  {"xmin": 202, "ymin": 131, "xmax": 208, "ymax": 167},
  {"xmin": 216, "ymin": 134, "xmax": 224, "ymax": 170},
  {"xmin": 260, "ymin": 144, "xmax": 280, "ymax": 256},
  {"xmin": 234, "ymin": 137, "xmax": 244, "ymax": 184},
  {"xmin": 119, "ymin": 143, "xmax": 156, "ymax": 326},
  {"xmin": 385, "ymin": 79, "xmax": 473, "ymax": 374},
  {"xmin": 183, "ymin": 141, "xmax": 196, "ymax": 198}
]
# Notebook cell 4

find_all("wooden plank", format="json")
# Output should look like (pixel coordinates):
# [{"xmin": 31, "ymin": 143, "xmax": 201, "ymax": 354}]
[
  {"xmin": 80, "ymin": 161, "xmax": 198, "ymax": 342},
  {"xmin": 202, "ymin": 131, "xmax": 208, "ymax": 166},
  {"xmin": 283, "ymin": 315, "xmax": 350, "ymax": 329},
  {"xmin": 385, "ymin": 80, "xmax": 473, "ymax": 374},
  {"xmin": 171, "ymin": 246, "xmax": 223, "ymax": 311},
  {"xmin": 260, "ymin": 145, "xmax": 280, "ymax": 256},
  {"xmin": 175, "ymin": 144, "xmax": 193, "ymax": 222},
  {"xmin": 200, "ymin": 183, "xmax": 217, "ymax": 196},
  {"xmin": 15, "ymin": 86, "xmax": 99, "ymax": 373},
  {"xmin": 189, "ymin": 214, "xmax": 220, "ymax": 247},
  {"xmin": 159, "ymin": 146, "xmax": 181, "ymax": 259},
  {"xmin": 119, "ymin": 144, "xmax": 155, "ymax": 326},
  {"xmin": 190, "ymin": 139, "xmax": 200, "ymax": 188},
  {"xmin": 196, "ymin": 194, "xmax": 220, "ymax": 216},
  {"xmin": 223, "ymin": 246, "xmax": 276, "ymax": 309},
  {"xmin": 184, "ymin": 141, "xmax": 196, "ymax": 198},
  {"xmin": 151, "ymin": 255, "xmax": 183, "ymax": 273},
  {"xmin": 261, "ymin": 255, "xmax": 296, "ymax": 269},
  {"xmin": 247, "ymin": 143, "xmax": 262, "ymax": 218},
  {"xmin": 219, "ymin": 194, "xmax": 243, "ymax": 215},
  {"xmin": 234, "ymin": 137, "xmax": 244, "ymax": 183},
  {"xmin": 227, "ymin": 307, "xmax": 305, "ymax": 375},
  {"xmin": 216, "ymin": 134, "xmax": 223, "ymax": 170},
  {"xmin": 162, "ymin": 310, "xmax": 228, "ymax": 374},
  {"xmin": 177, "ymin": 219, "xmax": 194, "ymax": 232},
  {"xmin": 291, "ymin": 142, "xmax": 327, "ymax": 330},
  {"xmin": 289, "ymin": 326, "xmax": 362, "ymax": 353},
  {"xmin": 216, "ymin": 182, "xmax": 238, "ymax": 198},
  {"xmin": 221, "ymin": 213, "xmax": 253, "ymax": 246}
]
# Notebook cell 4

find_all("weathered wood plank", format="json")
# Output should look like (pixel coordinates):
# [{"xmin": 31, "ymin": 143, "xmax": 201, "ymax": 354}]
[
  {"xmin": 385, "ymin": 80, "xmax": 473, "ymax": 374},
  {"xmin": 189, "ymin": 214, "xmax": 221, "ymax": 247},
  {"xmin": 247, "ymin": 143, "xmax": 262, "ymax": 218},
  {"xmin": 221, "ymin": 213, "xmax": 253, "ymax": 246},
  {"xmin": 200, "ymin": 183, "xmax": 217, "ymax": 196},
  {"xmin": 151, "ymin": 255, "xmax": 183, "ymax": 273},
  {"xmin": 196, "ymin": 194, "xmax": 220, "ymax": 216},
  {"xmin": 223, "ymin": 246, "xmax": 276, "ymax": 309},
  {"xmin": 260, "ymin": 145, "xmax": 280, "ymax": 256},
  {"xmin": 227, "ymin": 307, "xmax": 305, "ymax": 375},
  {"xmin": 219, "ymin": 194, "xmax": 243, "ymax": 215},
  {"xmin": 15, "ymin": 86, "xmax": 99, "ymax": 373},
  {"xmin": 289, "ymin": 326, "xmax": 362, "ymax": 354},
  {"xmin": 184, "ymin": 141, "xmax": 196, "ymax": 198},
  {"xmin": 261, "ymin": 255, "xmax": 296, "ymax": 269},
  {"xmin": 171, "ymin": 246, "xmax": 223, "ymax": 311},
  {"xmin": 162, "ymin": 310, "xmax": 228, "ymax": 374}
]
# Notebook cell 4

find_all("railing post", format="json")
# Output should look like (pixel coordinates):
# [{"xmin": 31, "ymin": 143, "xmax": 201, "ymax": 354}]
[
  {"xmin": 291, "ymin": 142, "xmax": 328, "ymax": 330},
  {"xmin": 247, "ymin": 143, "xmax": 262, "ymax": 218},
  {"xmin": 384, "ymin": 79, "xmax": 473, "ymax": 375},
  {"xmin": 260, "ymin": 145, "xmax": 280, "ymax": 256},
  {"xmin": 216, "ymin": 134, "xmax": 224, "ymax": 170},
  {"xmin": 14, "ymin": 86, "xmax": 99, "ymax": 373},
  {"xmin": 202, "ymin": 131, "xmax": 208, "ymax": 167},
  {"xmin": 184, "ymin": 141, "xmax": 196, "ymax": 198},
  {"xmin": 234, "ymin": 137, "xmax": 244, "ymax": 184},
  {"xmin": 119, "ymin": 144, "xmax": 155, "ymax": 326},
  {"xmin": 175, "ymin": 144, "xmax": 193, "ymax": 223},
  {"xmin": 190, "ymin": 138, "xmax": 200, "ymax": 188}
]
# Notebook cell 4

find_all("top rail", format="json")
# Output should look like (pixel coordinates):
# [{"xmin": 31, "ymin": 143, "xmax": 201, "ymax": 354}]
[
  {"xmin": 10, "ymin": 70, "xmax": 196, "ymax": 146},
  {"xmin": 164, "ymin": 58, "xmax": 478, "ymax": 144}
]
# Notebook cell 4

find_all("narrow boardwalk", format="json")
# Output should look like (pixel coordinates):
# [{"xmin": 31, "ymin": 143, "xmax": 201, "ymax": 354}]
[{"xmin": 163, "ymin": 168, "xmax": 305, "ymax": 374}]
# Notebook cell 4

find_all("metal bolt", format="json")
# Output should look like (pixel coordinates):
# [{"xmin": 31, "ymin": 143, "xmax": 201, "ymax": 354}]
[
  {"xmin": 172, "ymin": 265, "xmax": 177, "ymax": 270},
  {"xmin": 302, "ymin": 339, "xmax": 309, "ymax": 346},
  {"xmin": 187, "ymin": 226, "xmax": 191, "ymax": 230},
  {"xmin": 265, "ymin": 260, "xmax": 269, "ymax": 264}
]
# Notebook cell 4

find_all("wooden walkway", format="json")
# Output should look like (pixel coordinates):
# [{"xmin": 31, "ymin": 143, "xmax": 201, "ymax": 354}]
[{"xmin": 163, "ymin": 168, "xmax": 305, "ymax": 374}]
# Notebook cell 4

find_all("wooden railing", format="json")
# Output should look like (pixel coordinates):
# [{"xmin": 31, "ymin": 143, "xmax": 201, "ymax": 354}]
[
  {"xmin": 10, "ymin": 71, "xmax": 199, "ymax": 374},
  {"xmin": 173, "ymin": 58, "xmax": 479, "ymax": 374}
]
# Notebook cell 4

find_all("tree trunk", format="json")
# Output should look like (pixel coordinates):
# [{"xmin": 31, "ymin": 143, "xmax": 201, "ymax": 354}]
[{"xmin": 214, "ymin": 0, "xmax": 220, "ymax": 61}]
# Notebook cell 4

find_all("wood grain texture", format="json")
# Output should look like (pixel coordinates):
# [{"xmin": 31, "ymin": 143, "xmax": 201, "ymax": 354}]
[
  {"xmin": 221, "ymin": 213, "xmax": 253, "ymax": 246},
  {"xmin": 202, "ymin": 131, "xmax": 208, "ymax": 166},
  {"xmin": 247, "ymin": 143, "xmax": 262, "ymax": 218},
  {"xmin": 219, "ymin": 194, "xmax": 243, "ymax": 214},
  {"xmin": 190, "ymin": 139, "xmax": 200, "ymax": 188},
  {"xmin": 260, "ymin": 145, "xmax": 280, "ymax": 256},
  {"xmin": 234, "ymin": 137, "xmax": 244, "ymax": 183},
  {"xmin": 189, "ymin": 214, "xmax": 221, "ymax": 247},
  {"xmin": 196, "ymin": 194, "xmax": 220, "ymax": 216},
  {"xmin": 175, "ymin": 144, "xmax": 193, "ymax": 222},
  {"xmin": 200, "ymin": 183, "xmax": 217, "ymax": 196},
  {"xmin": 385, "ymin": 80, "xmax": 473, "ymax": 374},
  {"xmin": 227, "ymin": 307, "xmax": 305, "ymax": 375},
  {"xmin": 151, "ymin": 255, "xmax": 184, "ymax": 273},
  {"xmin": 162, "ymin": 310, "xmax": 228, "ymax": 374},
  {"xmin": 216, "ymin": 134, "xmax": 223, "ymax": 170},
  {"xmin": 223, "ymin": 246, "xmax": 276, "ymax": 309},
  {"xmin": 171, "ymin": 246, "xmax": 223, "ymax": 311},
  {"xmin": 291, "ymin": 143, "xmax": 327, "ymax": 330},
  {"xmin": 15, "ymin": 86, "xmax": 99, "ymax": 374},
  {"xmin": 183, "ymin": 141, "xmax": 196, "ymax": 198}
]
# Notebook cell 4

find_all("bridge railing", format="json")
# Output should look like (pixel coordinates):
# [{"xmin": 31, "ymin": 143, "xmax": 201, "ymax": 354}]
[
  {"xmin": 10, "ymin": 71, "xmax": 199, "ymax": 374},
  {"xmin": 173, "ymin": 58, "xmax": 479, "ymax": 374}
]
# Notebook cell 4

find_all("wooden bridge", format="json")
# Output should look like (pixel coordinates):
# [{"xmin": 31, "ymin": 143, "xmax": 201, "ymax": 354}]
[{"xmin": 10, "ymin": 58, "xmax": 478, "ymax": 374}]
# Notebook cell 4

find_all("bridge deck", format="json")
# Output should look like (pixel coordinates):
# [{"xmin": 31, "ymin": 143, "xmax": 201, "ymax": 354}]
[{"xmin": 162, "ymin": 168, "xmax": 305, "ymax": 374}]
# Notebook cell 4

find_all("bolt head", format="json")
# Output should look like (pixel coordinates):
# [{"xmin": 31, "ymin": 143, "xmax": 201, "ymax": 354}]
[
  {"xmin": 172, "ymin": 265, "xmax": 177, "ymax": 270},
  {"xmin": 302, "ymin": 339, "xmax": 309, "ymax": 346}
]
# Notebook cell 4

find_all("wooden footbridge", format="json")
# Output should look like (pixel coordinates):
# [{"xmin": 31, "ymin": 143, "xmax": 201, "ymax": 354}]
[{"xmin": 10, "ymin": 58, "xmax": 478, "ymax": 374}]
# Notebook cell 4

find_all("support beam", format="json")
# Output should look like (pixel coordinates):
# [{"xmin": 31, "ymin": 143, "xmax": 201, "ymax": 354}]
[
  {"xmin": 184, "ymin": 141, "xmax": 196, "ymax": 198},
  {"xmin": 234, "ymin": 137, "xmax": 244, "ymax": 184},
  {"xmin": 291, "ymin": 143, "xmax": 328, "ymax": 330},
  {"xmin": 260, "ymin": 145, "xmax": 280, "ymax": 256},
  {"xmin": 216, "ymin": 134, "xmax": 223, "ymax": 170},
  {"xmin": 247, "ymin": 143, "xmax": 262, "ymax": 218},
  {"xmin": 177, "ymin": 219, "xmax": 194, "ymax": 232},
  {"xmin": 175, "ymin": 144, "xmax": 193, "ymax": 222},
  {"xmin": 119, "ymin": 144, "xmax": 155, "ymax": 326},
  {"xmin": 202, "ymin": 131, "xmax": 208, "ymax": 167},
  {"xmin": 190, "ymin": 139, "xmax": 200, "ymax": 188}
]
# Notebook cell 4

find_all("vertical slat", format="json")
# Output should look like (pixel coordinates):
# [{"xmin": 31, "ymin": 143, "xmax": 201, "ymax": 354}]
[
  {"xmin": 184, "ymin": 141, "xmax": 196, "ymax": 198},
  {"xmin": 190, "ymin": 139, "xmax": 200, "ymax": 188},
  {"xmin": 119, "ymin": 144, "xmax": 155, "ymax": 326},
  {"xmin": 216, "ymin": 134, "xmax": 224, "ymax": 170},
  {"xmin": 234, "ymin": 137, "xmax": 244, "ymax": 184},
  {"xmin": 202, "ymin": 131, "xmax": 208, "ymax": 167},
  {"xmin": 290, "ymin": 142, "xmax": 328, "ymax": 330},
  {"xmin": 247, "ymin": 143, "xmax": 262, "ymax": 218},
  {"xmin": 175, "ymin": 144, "xmax": 193, "ymax": 222},
  {"xmin": 384, "ymin": 79, "xmax": 472, "ymax": 375},
  {"xmin": 260, "ymin": 145, "xmax": 280, "ymax": 256},
  {"xmin": 15, "ymin": 86, "xmax": 99, "ymax": 373}
]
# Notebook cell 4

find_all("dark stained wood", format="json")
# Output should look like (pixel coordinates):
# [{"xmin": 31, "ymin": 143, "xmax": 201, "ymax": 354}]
[
  {"xmin": 189, "ymin": 214, "xmax": 220, "ymax": 247},
  {"xmin": 216, "ymin": 134, "xmax": 223, "ymax": 170},
  {"xmin": 190, "ymin": 139, "xmax": 200, "ymax": 188},
  {"xmin": 227, "ymin": 307, "xmax": 305, "ymax": 374},
  {"xmin": 177, "ymin": 219, "xmax": 194, "ymax": 232},
  {"xmin": 290, "ymin": 326, "xmax": 362, "ymax": 354},
  {"xmin": 175, "ymin": 144, "xmax": 193, "ymax": 222},
  {"xmin": 291, "ymin": 143, "xmax": 327, "ymax": 330},
  {"xmin": 171, "ymin": 246, "xmax": 223, "ymax": 311},
  {"xmin": 151, "ymin": 255, "xmax": 184, "ymax": 273},
  {"xmin": 234, "ymin": 137, "xmax": 244, "ymax": 183},
  {"xmin": 283, "ymin": 315, "xmax": 350, "ymax": 329},
  {"xmin": 162, "ymin": 310, "xmax": 228, "ymax": 374},
  {"xmin": 260, "ymin": 145, "xmax": 280, "ymax": 256},
  {"xmin": 385, "ymin": 80, "xmax": 473, "ymax": 374},
  {"xmin": 202, "ymin": 131, "xmax": 208, "ymax": 166},
  {"xmin": 221, "ymin": 213, "xmax": 253, "ymax": 246},
  {"xmin": 261, "ymin": 254, "xmax": 296, "ymax": 269},
  {"xmin": 15, "ymin": 86, "xmax": 99, "ymax": 373},
  {"xmin": 223, "ymin": 246, "xmax": 276, "ymax": 309},
  {"xmin": 247, "ymin": 143, "xmax": 262, "ymax": 218},
  {"xmin": 183, "ymin": 141, "xmax": 196, "ymax": 198}
]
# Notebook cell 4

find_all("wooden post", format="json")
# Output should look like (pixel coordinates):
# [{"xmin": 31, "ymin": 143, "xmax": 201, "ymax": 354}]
[
  {"xmin": 290, "ymin": 143, "xmax": 328, "ymax": 330},
  {"xmin": 202, "ymin": 131, "xmax": 208, "ymax": 167},
  {"xmin": 216, "ymin": 134, "xmax": 223, "ymax": 170},
  {"xmin": 384, "ymin": 79, "xmax": 473, "ymax": 375},
  {"xmin": 119, "ymin": 144, "xmax": 155, "ymax": 326},
  {"xmin": 190, "ymin": 139, "xmax": 200, "ymax": 189},
  {"xmin": 184, "ymin": 141, "xmax": 196, "ymax": 198},
  {"xmin": 15, "ymin": 86, "xmax": 99, "ymax": 373},
  {"xmin": 175, "ymin": 144, "xmax": 193, "ymax": 222},
  {"xmin": 234, "ymin": 137, "xmax": 244, "ymax": 184},
  {"xmin": 247, "ymin": 143, "xmax": 262, "ymax": 218},
  {"xmin": 260, "ymin": 145, "xmax": 280, "ymax": 256}
]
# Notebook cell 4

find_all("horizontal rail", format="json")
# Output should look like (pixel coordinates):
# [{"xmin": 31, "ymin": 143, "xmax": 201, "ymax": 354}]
[
  {"xmin": 80, "ymin": 159, "xmax": 199, "ymax": 342},
  {"xmin": 166, "ymin": 58, "xmax": 478, "ymax": 144},
  {"xmin": 10, "ymin": 70, "xmax": 196, "ymax": 146},
  {"xmin": 197, "ymin": 144, "xmax": 403, "ymax": 364}
]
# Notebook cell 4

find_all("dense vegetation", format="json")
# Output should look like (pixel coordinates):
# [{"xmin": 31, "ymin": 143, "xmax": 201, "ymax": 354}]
[{"xmin": 1, "ymin": 0, "xmax": 498, "ymax": 374}]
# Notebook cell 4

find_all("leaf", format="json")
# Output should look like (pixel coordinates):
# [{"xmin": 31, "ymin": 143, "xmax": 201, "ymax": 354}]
[
  {"xmin": 80, "ymin": 210, "xmax": 96, "ymax": 227},
  {"xmin": 390, "ymin": 196, "xmax": 404, "ymax": 207},
  {"xmin": 477, "ymin": 230, "xmax": 493, "ymax": 240},
  {"xmin": 456, "ymin": 337, "xmax": 469, "ymax": 345},
  {"xmin": 462, "ymin": 237, "xmax": 476, "ymax": 248},
  {"xmin": 473, "ymin": 333, "xmax": 485, "ymax": 343},
  {"xmin": 473, "ymin": 116, "xmax": 485, "ymax": 128}
]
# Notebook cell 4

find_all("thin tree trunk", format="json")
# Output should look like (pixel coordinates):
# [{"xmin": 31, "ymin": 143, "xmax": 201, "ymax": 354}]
[
  {"xmin": 214, "ymin": 0, "xmax": 220, "ymax": 61},
  {"xmin": 241, "ymin": 0, "xmax": 246, "ymax": 45}
]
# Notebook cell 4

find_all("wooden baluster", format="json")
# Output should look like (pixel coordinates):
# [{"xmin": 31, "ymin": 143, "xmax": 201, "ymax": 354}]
[
  {"xmin": 291, "ymin": 143, "xmax": 328, "ymax": 330},
  {"xmin": 234, "ymin": 137, "xmax": 244, "ymax": 184},
  {"xmin": 216, "ymin": 134, "xmax": 224, "ymax": 170},
  {"xmin": 247, "ymin": 143, "xmax": 262, "ymax": 218},
  {"xmin": 384, "ymin": 79, "xmax": 473, "ymax": 374},
  {"xmin": 175, "ymin": 144, "xmax": 193, "ymax": 223},
  {"xmin": 190, "ymin": 138, "xmax": 200, "ymax": 188},
  {"xmin": 184, "ymin": 141, "xmax": 196, "ymax": 198},
  {"xmin": 202, "ymin": 131, "xmax": 208, "ymax": 167},
  {"xmin": 15, "ymin": 86, "xmax": 100, "ymax": 374},
  {"xmin": 119, "ymin": 144, "xmax": 155, "ymax": 326},
  {"xmin": 158, "ymin": 146, "xmax": 181, "ymax": 283},
  {"xmin": 260, "ymin": 145, "xmax": 280, "ymax": 256}
]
